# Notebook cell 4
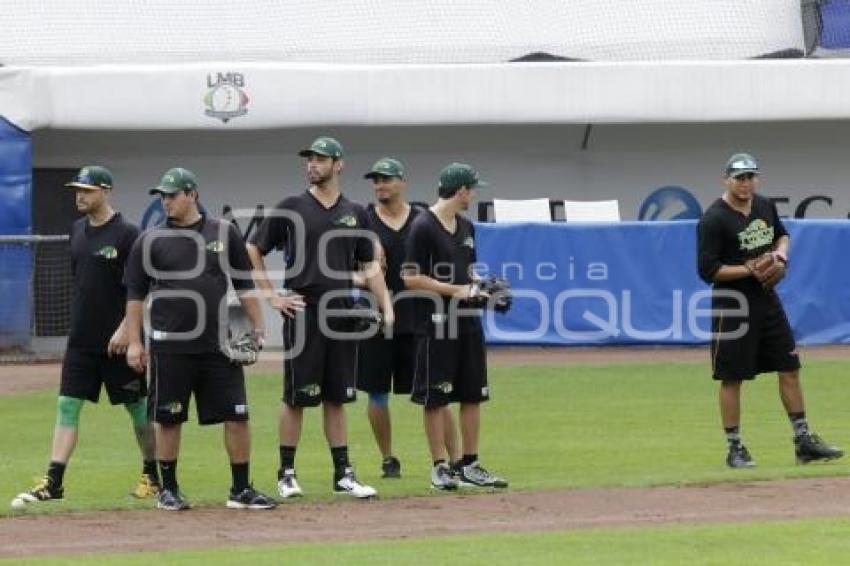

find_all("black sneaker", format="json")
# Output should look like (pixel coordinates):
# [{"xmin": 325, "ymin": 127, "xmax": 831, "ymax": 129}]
[
  {"xmin": 458, "ymin": 461, "xmax": 508, "ymax": 488},
  {"xmin": 11, "ymin": 476, "xmax": 64, "ymax": 509},
  {"xmin": 227, "ymin": 485, "xmax": 277, "ymax": 509},
  {"xmin": 157, "ymin": 488, "xmax": 191, "ymax": 511},
  {"xmin": 381, "ymin": 456, "xmax": 402, "ymax": 479},
  {"xmin": 726, "ymin": 443, "xmax": 756, "ymax": 468},
  {"xmin": 795, "ymin": 433, "xmax": 844, "ymax": 464}
]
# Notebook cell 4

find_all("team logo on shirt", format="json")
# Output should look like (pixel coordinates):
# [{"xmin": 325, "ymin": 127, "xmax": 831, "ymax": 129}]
[
  {"xmin": 738, "ymin": 219, "xmax": 774, "ymax": 251},
  {"xmin": 333, "ymin": 214, "xmax": 359, "ymax": 228},
  {"xmin": 94, "ymin": 245, "xmax": 118, "ymax": 259},
  {"xmin": 463, "ymin": 237, "xmax": 475, "ymax": 249},
  {"xmin": 205, "ymin": 240, "xmax": 225, "ymax": 253}
]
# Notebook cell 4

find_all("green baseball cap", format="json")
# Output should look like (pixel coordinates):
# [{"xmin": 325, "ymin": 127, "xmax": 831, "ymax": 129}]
[
  {"xmin": 65, "ymin": 165, "xmax": 113, "ymax": 190},
  {"xmin": 438, "ymin": 162, "xmax": 488, "ymax": 192},
  {"xmin": 364, "ymin": 157, "xmax": 405, "ymax": 180},
  {"xmin": 725, "ymin": 153, "xmax": 760, "ymax": 178},
  {"xmin": 298, "ymin": 136, "xmax": 344, "ymax": 159},
  {"xmin": 149, "ymin": 167, "xmax": 199, "ymax": 195}
]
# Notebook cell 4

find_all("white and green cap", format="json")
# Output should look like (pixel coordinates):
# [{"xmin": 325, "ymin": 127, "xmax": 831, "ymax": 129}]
[
  {"xmin": 364, "ymin": 157, "xmax": 405, "ymax": 179},
  {"xmin": 149, "ymin": 167, "xmax": 199, "ymax": 195},
  {"xmin": 298, "ymin": 136, "xmax": 344, "ymax": 159},
  {"xmin": 725, "ymin": 153, "xmax": 760, "ymax": 178}
]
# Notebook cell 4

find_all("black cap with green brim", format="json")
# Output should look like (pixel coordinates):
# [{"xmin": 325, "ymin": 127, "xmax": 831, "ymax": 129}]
[
  {"xmin": 65, "ymin": 165, "xmax": 113, "ymax": 190},
  {"xmin": 149, "ymin": 167, "xmax": 199, "ymax": 195}
]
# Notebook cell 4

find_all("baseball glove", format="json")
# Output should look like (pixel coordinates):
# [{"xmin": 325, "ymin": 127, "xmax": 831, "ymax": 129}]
[
  {"xmin": 223, "ymin": 297, "xmax": 261, "ymax": 365},
  {"xmin": 745, "ymin": 252, "xmax": 786, "ymax": 289},
  {"xmin": 222, "ymin": 332, "xmax": 261, "ymax": 366},
  {"xmin": 469, "ymin": 275, "xmax": 513, "ymax": 313}
]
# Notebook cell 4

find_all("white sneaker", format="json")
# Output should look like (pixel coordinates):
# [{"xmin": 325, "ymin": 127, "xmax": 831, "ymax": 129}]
[
  {"xmin": 430, "ymin": 463, "xmax": 459, "ymax": 491},
  {"xmin": 333, "ymin": 467, "xmax": 377, "ymax": 498},
  {"xmin": 277, "ymin": 469, "xmax": 303, "ymax": 498}
]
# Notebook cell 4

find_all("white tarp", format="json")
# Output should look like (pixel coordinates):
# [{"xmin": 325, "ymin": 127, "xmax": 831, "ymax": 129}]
[
  {"xmin": 0, "ymin": 0, "xmax": 803, "ymax": 65},
  {"xmin": 4, "ymin": 60, "xmax": 850, "ymax": 132}
]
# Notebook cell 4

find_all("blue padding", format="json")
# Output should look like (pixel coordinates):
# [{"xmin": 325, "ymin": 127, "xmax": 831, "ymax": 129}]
[
  {"xmin": 820, "ymin": 1, "xmax": 850, "ymax": 49},
  {"xmin": 475, "ymin": 220, "xmax": 850, "ymax": 346},
  {"xmin": 0, "ymin": 116, "xmax": 33, "ymax": 348}
]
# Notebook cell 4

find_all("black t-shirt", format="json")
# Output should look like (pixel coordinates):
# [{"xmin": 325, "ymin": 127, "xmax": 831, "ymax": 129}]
[
  {"xmin": 67, "ymin": 213, "xmax": 140, "ymax": 351},
  {"xmin": 364, "ymin": 203, "xmax": 421, "ymax": 334},
  {"xmin": 125, "ymin": 215, "xmax": 254, "ymax": 353},
  {"xmin": 697, "ymin": 193, "xmax": 789, "ymax": 296},
  {"xmin": 249, "ymin": 191, "xmax": 374, "ymax": 305},
  {"xmin": 404, "ymin": 209, "xmax": 481, "ymax": 335}
]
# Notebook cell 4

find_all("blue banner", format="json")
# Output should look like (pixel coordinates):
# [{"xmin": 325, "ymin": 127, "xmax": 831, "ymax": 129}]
[
  {"xmin": 0, "ymin": 116, "xmax": 33, "ymax": 349},
  {"xmin": 476, "ymin": 220, "xmax": 850, "ymax": 346}
]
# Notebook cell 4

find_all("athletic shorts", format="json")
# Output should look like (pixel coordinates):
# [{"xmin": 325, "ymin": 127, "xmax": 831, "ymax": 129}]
[
  {"xmin": 148, "ymin": 351, "xmax": 248, "ymax": 425},
  {"xmin": 356, "ymin": 333, "xmax": 416, "ymax": 395},
  {"xmin": 60, "ymin": 348, "xmax": 147, "ymax": 404},
  {"xmin": 410, "ymin": 327, "xmax": 489, "ymax": 408},
  {"xmin": 282, "ymin": 306, "xmax": 358, "ymax": 407},
  {"xmin": 711, "ymin": 291, "xmax": 801, "ymax": 381}
]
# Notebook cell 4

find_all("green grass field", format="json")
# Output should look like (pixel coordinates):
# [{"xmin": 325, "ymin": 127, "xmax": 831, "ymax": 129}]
[{"xmin": 2, "ymin": 357, "xmax": 850, "ymax": 563}]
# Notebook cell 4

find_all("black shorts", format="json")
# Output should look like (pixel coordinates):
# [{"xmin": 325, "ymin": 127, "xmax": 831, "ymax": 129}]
[
  {"xmin": 411, "ymin": 327, "xmax": 489, "ymax": 408},
  {"xmin": 60, "ymin": 348, "xmax": 147, "ymax": 404},
  {"xmin": 356, "ymin": 333, "xmax": 416, "ymax": 395},
  {"xmin": 282, "ymin": 306, "xmax": 358, "ymax": 407},
  {"xmin": 711, "ymin": 292, "xmax": 801, "ymax": 381},
  {"xmin": 149, "ymin": 351, "xmax": 248, "ymax": 425}
]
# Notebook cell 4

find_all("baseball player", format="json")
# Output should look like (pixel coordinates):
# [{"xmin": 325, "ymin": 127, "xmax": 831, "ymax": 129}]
[
  {"xmin": 11, "ymin": 166, "xmax": 158, "ymax": 509},
  {"xmin": 356, "ymin": 157, "xmax": 461, "ymax": 479},
  {"xmin": 697, "ymin": 152, "xmax": 843, "ymax": 468},
  {"xmin": 402, "ymin": 162, "xmax": 508, "ymax": 490},
  {"xmin": 246, "ymin": 137, "xmax": 394, "ymax": 499},
  {"xmin": 125, "ymin": 167, "xmax": 275, "ymax": 511}
]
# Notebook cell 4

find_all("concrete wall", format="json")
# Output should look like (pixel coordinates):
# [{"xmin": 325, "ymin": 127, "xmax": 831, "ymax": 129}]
[{"xmin": 34, "ymin": 121, "xmax": 850, "ymax": 225}]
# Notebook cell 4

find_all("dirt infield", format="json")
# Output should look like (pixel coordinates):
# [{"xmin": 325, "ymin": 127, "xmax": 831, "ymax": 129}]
[
  {"xmin": 3, "ymin": 345, "xmax": 850, "ymax": 559},
  {"xmin": 3, "ymin": 477, "xmax": 850, "ymax": 559}
]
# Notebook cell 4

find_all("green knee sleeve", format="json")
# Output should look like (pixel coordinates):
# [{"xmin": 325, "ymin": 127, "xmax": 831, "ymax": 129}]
[
  {"xmin": 124, "ymin": 398, "xmax": 148, "ymax": 428},
  {"xmin": 57, "ymin": 396, "xmax": 84, "ymax": 428}
]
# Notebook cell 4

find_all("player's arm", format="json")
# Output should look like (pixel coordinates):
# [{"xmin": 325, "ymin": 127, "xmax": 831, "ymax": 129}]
[
  {"xmin": 245, "ymin": 242, "xmax": 305, "ymax": 317},
  {"xmin": 125, "ymin": 300, "xmax": 146, "ymax": 373},
  {"xmin": 107, "ymin": 317, "xmax": 129, "ymax": 357},
  {"xmin": 226, "ymin": 223, "xmax": 266, "ymax": 344},
  {"xmin": 697, "ymin": 216, "xmax": 751, "ymax": 283},
  {"xmin": 363, "ymin": 259, "xmax": 394, "ymax": 328},
  {"xmin": 123, "ymin": 234, "xmax": 150, "ymax": 372},
  {"xmin": 353, "ymin": 240, "xmax": 386, "ymax": 288}
]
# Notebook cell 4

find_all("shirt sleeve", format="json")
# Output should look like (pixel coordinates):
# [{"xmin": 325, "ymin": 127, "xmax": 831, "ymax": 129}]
[
  {"xmin": 248, "ymin": 202, "xmax": 288, "ymax": 255},
  {"xmin": 124, "ymin": 232, "xmax": 151, "ymax": 301},
  {"xmin": 226, "ymin": 222, "xmax": 255, "ymax": 291},
  {"xmin": 696, "ymin": 215, "xmax": 724, "ymax": 284}
]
